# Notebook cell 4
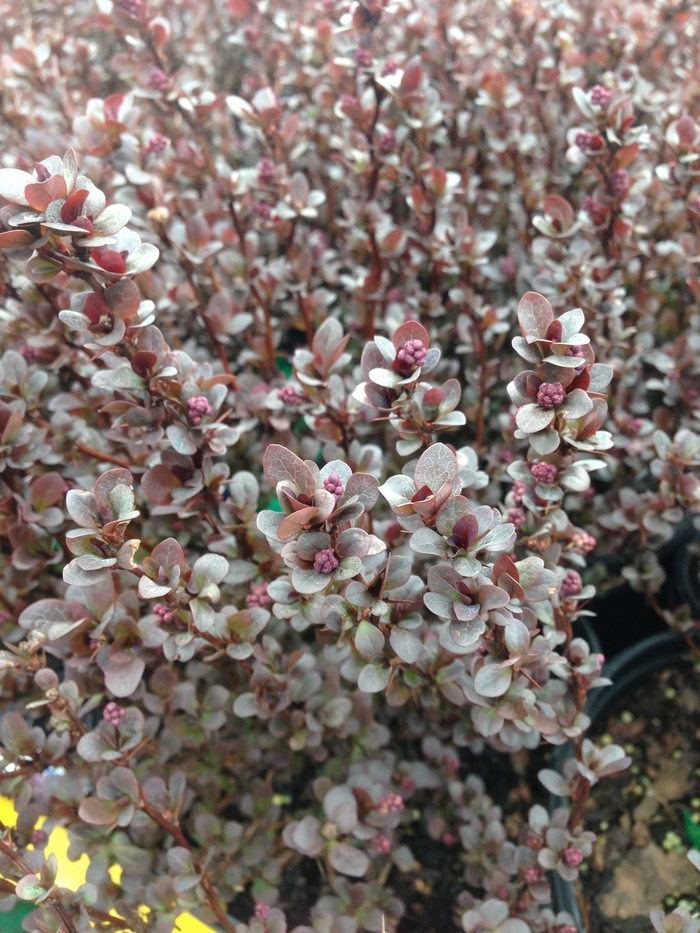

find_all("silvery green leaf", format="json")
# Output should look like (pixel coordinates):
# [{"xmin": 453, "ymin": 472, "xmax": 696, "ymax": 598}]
[
  {"xmin": 369, "ymin": 367, "xmax": 402, "ymax": 387},
  {"xmin": 396, "ymin": 437, "xmax": 423, "ymax": 456},
  {"xmin": 63, "ymin": 561, "xmax": 110, "ymax": 587},
  {"xmin": 476, "ymin": 523, "xmax": 516, "ymax": 554},
  {"xmin": 558, "ymin": 465, "xmax": 590, "ymax": 492},
  {"xmin": 292, "ymin": 567, "xmax": 331, "ymax": 594},
  {"xmin": 357, "ymin": 663, "xmax": 390, "ymax": 693},
  {"xmin": 373, "ymin": 335, "xmax": 396, "ymax": 363},
  {"xmin": 414, "ymin": 443, "xmax": 457, "ymax": 491},
  {"xmin": 190, "ymin": 598, "xmax": 215, "ymax": 633},
  {"xmin": 233, "ymin": 692, "xmax": 258, "ymax": 717},
  {"xmin": 93, "ymin": 204, "xmax": 132, "ymax": 236},
  {"xmin": 515, "ymin": 404, "xmax": 555, "ymax": 434},
  {"xmin": 588, "ymin": 363, "xmax": 614, "ymax": 392},
  {"xmin": 92, "ymin": 367, "xmax": 145, "ymax": 390},
  {"xmin": 448, "ymin": 617, "xmax": 485, "ymax": 648},
  {"xmin": 138, "ymin": 576, "xmax": 172, "ymax": 598},
  {"xmin": 124, "ymin": 243, "xmax": 159, "ymax": 274},
  {"xmin": 529, "ymin": 429, "xmax": 561, "ymax": 455},
  {"xmin": 410, "ymin": 527, "xmax": 447, "ymax": 557},
  {"xmin": 453, "ymin": 557, "xmax": 482, "ymax": 577},
  {"xmin": 572, "ymin": 85, "xmax": 595, "ymax": 118},
  {"xmin": 542, "ymin": 355, "xmax": 584, "ymax": 368},
  {"xmin": 334, "ymin": 557, "xmax": 362, "ymax": 581},
  {"xmin": 166, "ymin": 424, "xmax": 198, "ymax": 455},
  {"xmin": 474, "ymin": 663, "xmax": 512, "ymax": 697},
  {"xmin": 328, "ymin": 842, "xmax": 369, "ymax": 878},
  {"xmin": 0, "ymin": 168, "xmax": 34, "ymax": 206},
  {"xmin": 354, "ymin": 620, "xmax": 385, "ymax": 661},
  {"xmin": 435, "ymin": 411, "xmax": 466, "ymax": 427},
  {"xmin": 389, "ymin": 627, "xmax": 422, "ymax": 663},
  {"xmin": 423, "ymin": 592, "xmax": 453, "ymax": 619},
  {"xmin": 193, "ymin": 554, "xmax": 229, "ymax": 589},
  {"xmin": 58, "ymin": 310, "xmax": 91, "ymax": 331}
]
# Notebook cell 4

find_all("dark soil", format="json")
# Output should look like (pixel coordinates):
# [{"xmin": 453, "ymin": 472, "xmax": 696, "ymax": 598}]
[{"xmin": 578, "ymin": 662, "xmax": 700, "ymax": 933}]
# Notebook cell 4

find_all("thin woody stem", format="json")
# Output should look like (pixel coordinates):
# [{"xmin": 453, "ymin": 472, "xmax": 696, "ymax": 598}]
[
  {"xmin": 0, "ymin": 838, "xmax": 80, "ymax": 933},
  {"xmin": 139, "ymin": 798, "xmax": 237, "ymax": 933}
]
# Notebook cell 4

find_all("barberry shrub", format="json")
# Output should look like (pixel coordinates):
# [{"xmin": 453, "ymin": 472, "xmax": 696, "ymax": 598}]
[{"xmin": 0, "ymin": 0, "xmax": 698, "ymax": 932}]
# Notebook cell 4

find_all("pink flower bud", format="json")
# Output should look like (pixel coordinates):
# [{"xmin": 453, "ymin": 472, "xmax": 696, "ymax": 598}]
[
  {"xmin": 562, "ymin": 846, "xmax": 584, "ymax": 866},
  {"xmin": 258, "ymin": 158, "xmax": 276, "ymax": 184},
  {"xmin": 512, "ymin": 480, "xmax": 525, "ymax": 506},
  {"xmin": 314, "ymin": 549, "xmax": 339, "ymax": 574},
  {"xmin": 589, "ymin": 84, "xmax": 612, "ymax": 108},
  {"xmin": 376, "ymin": 792, "xmax": 404, "ymax": 815},
  {"xmin": 277, "ymin": 385, "xmax": 300, "ymax": 404},
  {"xmin": 19, "ymin": 345, "xmax": 39, "ymax": 363},
  {"xmin": 572, "ymin": 530, "xmax": 596, "ymax": 553},
  {"xmin": 254, "ymin": 902, "xmax": 270, "ymax": 919},
  {"xmin": 507, "ymin": 508, "xmax": 527, "ymax": 528},
  {"xmin": 373, "ymin": 833, "xmax": 392, "ymax": 853},
  {"xmin": 323, "ymin": 473, "xmax": 344, "ymax": 499},
  {"xmin": 531, "ymin": 462, "xmax": 558, "ymax": 485},
  {"xmin": 30, "ymin": 829, "xmax": 48, "ymax": 846},
  {"xmin": 354, "ymin": 48, "xmax": 372, "ymax": 67},
  {"xmin": 148, "ymin": 68, "xmax": 168, "ymax": 91},
  {"xmin": 381, "ymin": 59, "xmax": 399, "ymax": 76},
  {"xmin": 574, "ymin": 131, "xmax": 596, "ymax": 151},
  {"xmin": 536, "ymin": 382, "xmax": 564, "ymax": 409},
  {"xmin": 561, "ymin": 570, "xmax": 583, "ymax": 598},
  {"xmin": 186, "ymin": 396, "xmax": 212, "ymax": 426},
  {"xmin": 103, "ymin": 702, "xmax": 126, "ymax": 727},
  {"xmin": 608, "ymin": 169, "xmax": 630, "ymax": 199},
  {"xmin": 396, "ymin": 339, "xmax": 427, "ymax": 373},
  {"xmin": 523, "ymin": 867, "xmax": 540, "ymax": 883},
  {"xmin": 379, "ymin": 130, "xmax": 396, "ymax": 153},
  {"xmin": 246, "ymin": 583, "xmax": 272, "ymax": 608},
  {"xmin": 153, "ymin": 603, "xmax": 174, "ymax": 623},
  {"xmin": 146, "ymin": 134, "xmax": 170, "ymax": 154}
]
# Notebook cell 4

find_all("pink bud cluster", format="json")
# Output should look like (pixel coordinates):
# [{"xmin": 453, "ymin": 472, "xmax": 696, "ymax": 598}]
[
  {"xmin": 396, "ymin": 339, "xmax": 427, "ymax": 372},
  {"xmin": 560, "ymin": 570, "xmax": 583, "ymax": 598},
  {"xmin": 373, "ymin": 833, "xmax": 392, "ymax": 853},
  {"xmin": 314, "ymin": 548, "xmax": 339, "ymax": 574},
  {"xmin": 146, "ymin": 134, "xmax": 170, "ymax": 154},
  {"xmin": 590, "ymin": 84, "xmax": 612, "ymax": 107},
  {"xmin": 186, "ymin": 396, "xmax": 212, "ymax": 426},
  {"xmin": 153, "ymin": 603, "xmax": 174, "ymax": 623},
  {"xmin": 537, "ymin": 382, "xmax": 564, "ymax": 410},
  {"xmin": 103, "ymin": 702, "xmax": 126, "ymax": 727},
  {"xmin": 246, "ymin": 583, "xmax": 272, "ymax": 608},
  {"xmin": 376, "ymin": 793, "xmax": 404, "ymax": 815},
  {"xmin": 322, "ymin": 473, "xmax": 344, "ymax": 499},
  {"xmin": 531, "ymin": 462, "xmax": 558, "ymax": 485},
  {"xmin": 148, "ymin": 68, "xmax": 169, "ymax": 91},
  {"xmin": 258, "ymin": 158, "xmax": 276, "ymax": 183},
  {"xmin": 562, "ymin": 846, "xmax": 584, "ymax": 866},
  {"xmin": 277, "ymin": 385, "xmax": 300, "ymax": 404},
  {"xmin": 608, "ymin": 169, "xmax": 630, "ymax": 199}
]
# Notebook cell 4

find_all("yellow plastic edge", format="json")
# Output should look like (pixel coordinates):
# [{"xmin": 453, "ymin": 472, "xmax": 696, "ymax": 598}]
[{"xmin": 0, "ymin": 796, "xmax": 218, "ymax": 933}]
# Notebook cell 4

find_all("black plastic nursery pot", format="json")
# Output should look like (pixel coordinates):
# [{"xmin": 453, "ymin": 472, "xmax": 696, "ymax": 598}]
[
  {"xmin": 549, "ymin": 630, "xmax": 691, "ymax": 932},
  {"xmin": 585, "ymin": 514, "xmax": 699, "ymax": 661}
]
